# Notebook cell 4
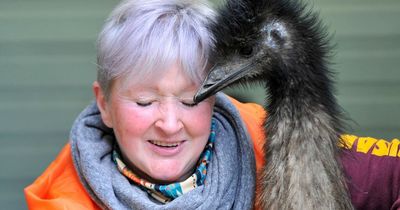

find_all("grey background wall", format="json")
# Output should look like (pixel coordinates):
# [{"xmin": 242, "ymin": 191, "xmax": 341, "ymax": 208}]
[{"xmin": 1, "ymin": 0, "xmax": 399, "ymax": 209}]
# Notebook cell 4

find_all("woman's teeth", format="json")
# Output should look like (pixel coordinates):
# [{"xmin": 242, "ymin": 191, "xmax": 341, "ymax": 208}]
[{"xmin": 150, "ymin": 140, "xmax": 180, "ymax": 147}]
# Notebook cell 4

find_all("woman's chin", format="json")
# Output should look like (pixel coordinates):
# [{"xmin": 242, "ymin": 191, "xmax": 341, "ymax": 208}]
[{"xmin": 146, "ymin": 164, "xmax": 191, "ymax": 184}]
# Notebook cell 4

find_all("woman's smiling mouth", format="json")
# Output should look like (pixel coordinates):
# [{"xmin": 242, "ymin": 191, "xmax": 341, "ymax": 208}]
[
  {"xmin": 149, "ymin": 140, "xmax": 185, "ymax": 149},
  {"xmin": 149, "ymin": 140, "xmax": 185, "ymax": 148}
]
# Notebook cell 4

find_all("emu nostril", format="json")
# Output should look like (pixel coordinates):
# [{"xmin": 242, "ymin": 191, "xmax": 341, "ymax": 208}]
[{"xmin": 203, "ymin": 83, "xmax": 214, "ymax": 89}]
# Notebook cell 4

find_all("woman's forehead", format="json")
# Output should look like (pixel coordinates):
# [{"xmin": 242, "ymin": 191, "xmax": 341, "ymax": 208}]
[
  {"xmin": 115, "ymin": 68, "xmax": 200, "ymax": 95},
  {"xmin": 125, "ymin": 62, "xmax": 202, "ymax": 84}
]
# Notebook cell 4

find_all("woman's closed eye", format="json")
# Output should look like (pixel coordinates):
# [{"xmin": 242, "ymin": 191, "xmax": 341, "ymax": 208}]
[
  {"xmin": 181, "ymin": 100, "xmax": 198, "ymax": 107},
  {"xmin": 136, "ymin": 101, "xmax": 153, "ymax": 107},
  {"xmin": 133, "ymin": 95, "xmax": 157, "ymax": 107}
]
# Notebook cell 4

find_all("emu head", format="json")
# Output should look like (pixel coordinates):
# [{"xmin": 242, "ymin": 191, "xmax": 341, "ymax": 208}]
[
  {"xmin": 194, "ymin": 0, "xmax": 329, "ymax": 103},
  {"xmin": 193, "ymin": 0, "xmax": 292, "ymax": 102}
]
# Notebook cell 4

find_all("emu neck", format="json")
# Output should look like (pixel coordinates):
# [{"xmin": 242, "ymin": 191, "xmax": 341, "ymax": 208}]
[
  {"xmin": 258, "ymin": 70, "xmax": 352, "ymax": 209},
  {"xmin": 267, "ymin": 68, "xmax": 336, "ymax": 110},
  {"xmin": 264, "ymin": 73, "xmax": 340, "ymax": 162}
]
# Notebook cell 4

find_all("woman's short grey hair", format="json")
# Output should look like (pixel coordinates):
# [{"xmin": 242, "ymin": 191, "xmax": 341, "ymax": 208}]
[{"xmin": 96, "ymin": 0, "xmax": 216, "ymax": 98}]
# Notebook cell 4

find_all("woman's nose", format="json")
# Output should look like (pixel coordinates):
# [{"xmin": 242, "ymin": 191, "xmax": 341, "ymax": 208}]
[{"xmin": 155, "ymin": 103, "xmax": 183, "ymax": 135}]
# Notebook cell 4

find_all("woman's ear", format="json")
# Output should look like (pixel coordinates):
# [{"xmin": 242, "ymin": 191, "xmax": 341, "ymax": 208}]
[{"xmin": 93, "ymin": 81, "xmax": 113, "ymax": 128}]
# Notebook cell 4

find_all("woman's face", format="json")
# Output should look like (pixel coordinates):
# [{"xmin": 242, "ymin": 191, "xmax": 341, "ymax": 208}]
[{"xmin": 94, "ymin": 63, "xmax": 215, "ymax": 184}]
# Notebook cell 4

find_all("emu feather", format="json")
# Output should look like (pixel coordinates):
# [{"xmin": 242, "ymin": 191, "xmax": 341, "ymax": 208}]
[{"xmin": 194, "ymin": 0, "xmax": 354, "ymax": 209}]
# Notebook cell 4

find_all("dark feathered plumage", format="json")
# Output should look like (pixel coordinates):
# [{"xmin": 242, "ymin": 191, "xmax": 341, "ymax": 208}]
[{"xmin": 194, "ymin": 0, "xmax": 354, "ymax": 209}]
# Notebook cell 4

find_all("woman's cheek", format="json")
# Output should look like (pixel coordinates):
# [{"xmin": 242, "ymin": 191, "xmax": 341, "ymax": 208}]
[
  {"xmin": 184, "ymin": 104, "xmax": 214, "ymax": 134},
  {"xmin": 117, "ymin": 104, "xmax": 156, "ymax": 134}
]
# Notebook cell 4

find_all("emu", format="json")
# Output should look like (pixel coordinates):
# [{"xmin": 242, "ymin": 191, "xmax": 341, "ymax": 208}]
[{"xmin": 194, "ymin": 0, "xmax": 354, "ymax": 209}]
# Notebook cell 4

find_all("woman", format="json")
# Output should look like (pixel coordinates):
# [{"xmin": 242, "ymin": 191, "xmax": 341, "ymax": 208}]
[
  {"xmin": 25, "ymin": 0, "xmax": 257, "ymax": 209},
  {"xmin": 25, "ymin": 0, "xmax": 400, "ymax": 209}
]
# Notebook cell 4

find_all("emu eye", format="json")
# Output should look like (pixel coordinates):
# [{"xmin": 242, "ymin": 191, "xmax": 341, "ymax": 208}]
[{"xmin": 239, "ymin": 46, "xmax": 253, "ymax": 57}]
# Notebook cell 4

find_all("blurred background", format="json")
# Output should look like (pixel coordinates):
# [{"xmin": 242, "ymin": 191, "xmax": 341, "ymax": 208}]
[{"xmin": 1, "ymin": 0, "xmax": 399, "ymax": 209}]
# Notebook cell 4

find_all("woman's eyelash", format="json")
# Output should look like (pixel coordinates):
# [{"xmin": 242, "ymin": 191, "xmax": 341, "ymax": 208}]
[
  {"xmin": 136, "ymin": 101, "xmax": 152, "ymax": 107},
  {"xmin": 182, "ymin": 101, "xmax": 198, "ymax": 107}
]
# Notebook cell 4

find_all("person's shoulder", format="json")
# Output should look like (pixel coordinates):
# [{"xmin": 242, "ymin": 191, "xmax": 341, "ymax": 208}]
[
  {"xmin": 226, "ymin": 95, "xmax": 266, "ymax": 118},
  {"xmin": 227, "ymin": 95, "xmax": 267, "ymax": 170},
  {"xmin": 226, "ymin": 95, "xmax": 266, "ymax": 138},
  {"xmin": 24, "ymin": 144, "xmax": 99, "ymax": 210},
  {"xmin": 339, "ymin": 135, "xmax": 400, "ymax": 209}
]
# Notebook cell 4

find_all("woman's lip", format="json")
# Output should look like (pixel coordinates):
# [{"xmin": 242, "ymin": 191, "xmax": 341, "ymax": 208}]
[{"xmin": 147, "ymin": 140, "xmax": 186, "ymax": 156}]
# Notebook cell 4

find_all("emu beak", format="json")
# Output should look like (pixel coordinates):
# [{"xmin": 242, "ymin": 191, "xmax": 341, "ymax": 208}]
[{"xmin": 194, "ymin": 62, "xmax": 256, "ymax": 103}]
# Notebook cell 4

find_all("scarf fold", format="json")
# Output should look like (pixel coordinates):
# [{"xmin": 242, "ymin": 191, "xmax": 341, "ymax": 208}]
[
  {"xmin": 70, "ymin": 93, "xmax": 256, "ymax": 210},
  {"xmin": 112, "ymin": 119, "xmax": 216, "ymax": 203}
]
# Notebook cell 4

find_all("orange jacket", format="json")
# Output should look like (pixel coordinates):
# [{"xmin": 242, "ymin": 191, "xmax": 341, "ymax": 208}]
[
  {"xmin": 24, "ymin": 144, "xmax": 99, "ymax": 210},
  {"xmin": 24, "ymin": 97, "xmax": 267, "ymax": 210}
]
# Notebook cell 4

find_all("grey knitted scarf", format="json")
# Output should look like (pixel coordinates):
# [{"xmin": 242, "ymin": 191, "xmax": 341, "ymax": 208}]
[{"xmin": 70, "ymin": 93, "xmax": 256, "ymax": 210}]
